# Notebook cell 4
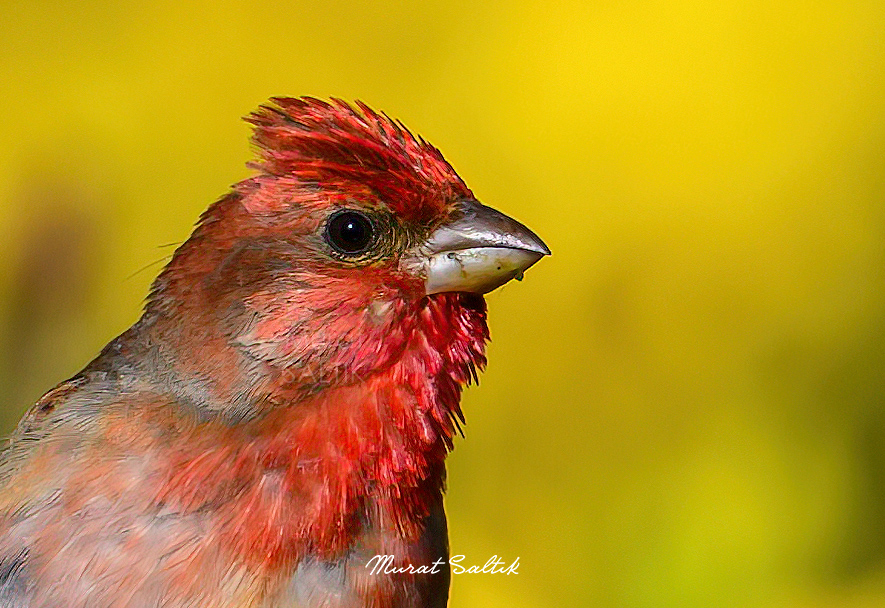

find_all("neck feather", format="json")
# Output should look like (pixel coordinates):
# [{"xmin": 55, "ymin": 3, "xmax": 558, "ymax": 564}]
[{"xmin": 150, "ymin": 293, "xmax": 488, "ymax": 566}]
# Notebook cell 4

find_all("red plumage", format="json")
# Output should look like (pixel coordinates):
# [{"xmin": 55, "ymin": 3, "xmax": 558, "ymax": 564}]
[{"xmin": 0, "ymin": 98, "xmax": 545, "ymax": 607}]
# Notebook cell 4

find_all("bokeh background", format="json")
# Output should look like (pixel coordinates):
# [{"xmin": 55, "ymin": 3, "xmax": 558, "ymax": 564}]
[{"xmin": 1, "ymin": 1, "xmax": 884, "ymax": 606}]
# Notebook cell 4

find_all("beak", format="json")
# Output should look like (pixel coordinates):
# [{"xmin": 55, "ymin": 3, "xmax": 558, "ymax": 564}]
[{"xmin": 407, "ymin": 200, "xmax": 550, "ymax": 295}]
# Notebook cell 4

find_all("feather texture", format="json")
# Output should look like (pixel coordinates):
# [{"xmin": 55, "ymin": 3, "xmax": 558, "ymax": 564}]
[{"xmin": 0, "ymin": 98, "xmax": 497, "ymax": 607}]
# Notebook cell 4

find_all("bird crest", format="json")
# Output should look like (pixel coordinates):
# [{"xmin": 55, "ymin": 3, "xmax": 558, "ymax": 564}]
[{"xmin": 246, "ymin": 97, "xmax": 473, "ymax": 222}]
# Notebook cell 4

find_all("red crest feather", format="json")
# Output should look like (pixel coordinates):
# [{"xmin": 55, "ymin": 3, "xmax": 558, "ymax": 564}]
[{"xmin": 245, "ymin": 97, "xmax": 473, "ymax": 222}]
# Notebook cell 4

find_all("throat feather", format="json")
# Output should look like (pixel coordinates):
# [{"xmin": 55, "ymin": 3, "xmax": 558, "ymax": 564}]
[{"xmin": 156, "ymin": 293, "xmax": 488, "ymax": 568}]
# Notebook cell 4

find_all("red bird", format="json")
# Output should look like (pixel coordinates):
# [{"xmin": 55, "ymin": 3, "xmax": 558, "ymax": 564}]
[{"xmin": 0, "ymin": 98, "xmax": 548, "ymax": 607}]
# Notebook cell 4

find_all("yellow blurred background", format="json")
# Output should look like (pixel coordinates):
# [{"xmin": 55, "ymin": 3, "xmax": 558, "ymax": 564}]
[{"xmin": 2, "ymin": 1, "xmax": 884, "ymax": 606}]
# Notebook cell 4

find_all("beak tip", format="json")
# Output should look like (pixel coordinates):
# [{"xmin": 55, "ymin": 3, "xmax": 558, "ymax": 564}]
[{"xmin": 513, "ymin": 225, "xmax": 550, "ymax": 257}]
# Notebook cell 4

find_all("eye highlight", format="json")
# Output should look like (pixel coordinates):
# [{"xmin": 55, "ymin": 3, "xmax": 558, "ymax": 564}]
[{"xmin": 325, "ymin": 210, "xmax": 375, "ymax": 255}]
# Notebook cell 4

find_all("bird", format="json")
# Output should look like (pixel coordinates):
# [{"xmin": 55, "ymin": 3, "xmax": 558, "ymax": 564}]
[{"xmin": 0, "ymin": 97, "xmax": 549, "ymax": 608}]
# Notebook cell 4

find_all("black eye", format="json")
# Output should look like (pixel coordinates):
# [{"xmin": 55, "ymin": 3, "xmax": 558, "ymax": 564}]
[{"xmin": 325, "ymin": 210, "xmax": 375, "ymax": 255}]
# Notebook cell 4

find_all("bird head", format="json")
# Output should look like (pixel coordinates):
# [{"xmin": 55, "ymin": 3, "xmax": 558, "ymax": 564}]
[{"xmin": 142, "ymin": 98, "xmax": 548, "ymax": 419}]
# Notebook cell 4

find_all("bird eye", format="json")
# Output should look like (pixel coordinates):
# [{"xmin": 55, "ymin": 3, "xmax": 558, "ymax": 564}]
[{"xmin": 325, "ymin": 210, "xmax": 375, "ymax": 255}]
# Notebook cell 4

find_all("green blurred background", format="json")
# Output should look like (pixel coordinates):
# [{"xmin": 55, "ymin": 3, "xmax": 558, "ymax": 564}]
[{"xmin": 2, "ymin": 1, "xmax": 884, "ymax": 606}]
